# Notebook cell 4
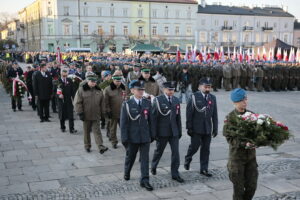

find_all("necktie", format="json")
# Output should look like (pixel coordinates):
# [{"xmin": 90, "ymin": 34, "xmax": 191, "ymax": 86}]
[
  {"xmin": 138, "ymin": 100, "xmax": 141, "ymax": 108},
  {"xmin": 168, "ymin": 96, "xmax": 172, "ymax": 105}
]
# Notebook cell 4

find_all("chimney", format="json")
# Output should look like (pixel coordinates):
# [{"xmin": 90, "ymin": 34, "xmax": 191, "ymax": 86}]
[{"xmin": 201, "ymin": 0, "xmax": 206, "ymax": 8}]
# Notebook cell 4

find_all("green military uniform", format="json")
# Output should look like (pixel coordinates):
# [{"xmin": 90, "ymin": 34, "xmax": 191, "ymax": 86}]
[
  {"xmin": 255, "ymin": 65, "xmax": 264, "ymax": 92},
  {"xmin": 223, "ymin": 109, "xmax": 258, "ymax": 200},
  {"xmin": 240, "ymin": 64, "xmax": 248, "ymax": 90},
  {"xmin": 223, "ymin": 64, "xmax": 232, "ymax": 91}
]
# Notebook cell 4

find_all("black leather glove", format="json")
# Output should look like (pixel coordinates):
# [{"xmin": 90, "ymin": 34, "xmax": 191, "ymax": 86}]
[
  {"xmin": 187, "ymin": 130, "xmax": 193, "ymax": 137},
  {"xmin": 212, "ymin": 132, "xmax": 218, "ymax": 138},
  {"xmin": 107, "ymin": 112, "xmax": 112, "ymax": 119},
  {"xmin": 78, "ymin": 113, "xmax": 85, "ymax": 121}
]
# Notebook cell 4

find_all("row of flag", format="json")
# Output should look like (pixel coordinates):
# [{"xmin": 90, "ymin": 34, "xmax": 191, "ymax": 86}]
[{"xmin": 176, "ymin": 46, "xmax": 300, "ymax": 63}]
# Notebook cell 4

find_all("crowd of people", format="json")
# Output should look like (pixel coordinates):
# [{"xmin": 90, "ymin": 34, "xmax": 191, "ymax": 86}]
[{"xmin": 0, "ymin": 50, "xmax": 297, "ymax": 199}]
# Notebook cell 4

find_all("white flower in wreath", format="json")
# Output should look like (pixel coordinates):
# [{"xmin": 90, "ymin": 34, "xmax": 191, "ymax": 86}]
[{"xmin": 257, "ymin": 119, "xmax": 264, "ymax": 125}]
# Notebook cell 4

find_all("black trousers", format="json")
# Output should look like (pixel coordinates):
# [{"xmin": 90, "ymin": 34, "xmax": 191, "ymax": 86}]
[
  {"xmin": 51, "ymin": 96, "xmax": 57, "ymax": 112},
  {"xmin": 39, "ymin": 99, "xmax": 50, "ymax": 120},
  {"xmin": 60, "ymin": 118, "xmax": 74, "ymax": 130},
  {"xmin": 28, "ymin": 88, "xmax": 36, "ymax": 109},
  {"xmin": 185, "ymin": 134, "xmax": 212, "ymax": 171},
  {"xmin": 11, "ymin": 96, "xmax": 22, "ymax": 110}
]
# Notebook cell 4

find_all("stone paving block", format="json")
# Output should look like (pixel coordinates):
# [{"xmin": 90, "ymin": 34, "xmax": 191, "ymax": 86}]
[
  {"xmin": 184, "ymin": 192, "xmax": 219, "ymax": 200},
  {"xmin": 9, "ymin": 174, "xmax": 40, "ymax": 184},
  {"xmin": 212, "ymin": 188, "xmax": 233, "ymax": 200},
  {"xmin": 205, "ymin": 179, "xmax": 233, "ymax": 191},
  {"xmin": 4, "ymin": 160, "xmax": 33, "ymax": 169},
  {"xmin": 122, "ymin": 191, "xmax": 159, "ymax": 200},
  {"xmin": 0, "ymin": 183, "xmax": 30, "ymax": 196},
  {"xmin": 22, "ymin": 165, "xmax": 51, "ymax": 174},
  {"xmin": 87, "ymin": 174, "xmax": 121, "ymax": 184},
  {"xmin": 58, "ymin": 176, "xmax": 91, "ymax": 187},
  {"xmin": 0, "ymin": 176, "xmax": 9, "ymax": 186},
  {"xmin": 29, "ymin": 180, "xmax": 61, "ymax": 192},
  {"xmin": 38, "ymin": 171, "xmax": 69, "ymax": 181},
  {"xmin": 67, "ymin": 168, "xmax": 98, "ymax": 177},
  {"xmin": 152, "ymin": 187, "xmax": 189, "ymax": 199},
  {"xmin": 260, "ymin": 179, "xmax": 300, "ymax": 193},
  {"xmin": 254, "ymin": 184, "xmax": 276, "ymax": 197},
  {"xmin": 3, "ymin": 150, "xmax": 28, "ymax": 157},
  {"xmin": 32, "ymin": 158, "xmax": 58, "ymax": 166},
  {"xmin": 180, "ymin": 183, "xmax": 214, "ymax": 195}
]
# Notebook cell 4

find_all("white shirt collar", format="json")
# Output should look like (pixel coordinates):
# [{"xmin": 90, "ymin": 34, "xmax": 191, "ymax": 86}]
[
  {"xmin": 164, "ymin": 94, "xmax": 172, "ymax": 102},
  {"xmin": 133, "ymin": 96, "xmax": 142, "ymax": 105}
]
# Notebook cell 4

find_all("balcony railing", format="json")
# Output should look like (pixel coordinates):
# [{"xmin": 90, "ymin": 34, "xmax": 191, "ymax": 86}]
[
  {"xmin": 222, "ymin": 26, "xmax": 233, "ymax": 31},
  {"xmin": 243, "ymin": 26, "xmax": 253, "ymax": 31},
  {"xmin": 262, "ymin": 27, "xmax": 273, "ymax": 31}
]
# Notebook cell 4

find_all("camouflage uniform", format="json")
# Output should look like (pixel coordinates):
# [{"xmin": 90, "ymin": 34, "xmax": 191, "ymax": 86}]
[
  {"xmin": 255, "ymin": 65, "xmax": 264, "ymax": 92},
  {"xmin": 223, "ymin": 110, "xmax": 258, "ymax": 200},
  {"xmin": 240, "ymin": 64, "xmax": 248, "ymax": 90},
  {"xmin": 223, "ymin": 64, "xmax": 232, "ymax": 91}
]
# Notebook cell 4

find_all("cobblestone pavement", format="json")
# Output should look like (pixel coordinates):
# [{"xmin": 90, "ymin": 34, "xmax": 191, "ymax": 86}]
[{"xmin": 0, "ymin": 64, "xmax": 300, "ymax": 199}]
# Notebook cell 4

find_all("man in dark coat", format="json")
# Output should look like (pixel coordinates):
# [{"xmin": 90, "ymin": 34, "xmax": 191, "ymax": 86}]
[
  {"xmin": 33, "ymin": 63, "xmax": 53, "ymax": 122},
  {"xmin": 151, "ymin": 81, "xmax": 184, "ymax": 183},
  {"xmin": 55, "ymin": 68, "xmax": 77, "ymax": 133},
  {"xmin": 184, "ymin": 77, "xmax": 218, "ymax": 177},
  {"xmin": 26, "ymin": 65, "xmax": 38, "ymax": 110},
  {"xmin": 120, "ymin": 80, "xmax": 155, "ymax": 191},
  {"xmin": 6, "ymin": 61, "xmax": 24, "ymax": 112}
]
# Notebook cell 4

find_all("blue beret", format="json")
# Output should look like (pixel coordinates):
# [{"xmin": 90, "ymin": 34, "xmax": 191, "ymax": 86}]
[
  {"xmin": 129, "ymin": 80, "xmax": 144, "ymax": 89},
  {"xmin": 231, "ymin": 88, "xmax": 247, "ymax": 102},
  {"xmin": 103, "ymin": 71, "xmax": 111, "ymax": 77}
]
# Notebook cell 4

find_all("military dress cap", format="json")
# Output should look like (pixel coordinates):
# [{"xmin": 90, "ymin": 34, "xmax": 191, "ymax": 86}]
[
  {"xmin": 129, "ymin": 80, "xmax": 145, "ymax": 89},
  {"xmin": 199, "ymin": 77, "xmax": 212, "ymax": 85},
  {"xmin": 61, "ymin": 68, "xmax": 68, "ymax": 73},
  {"xmin": 112, "ymin": 71, "xmax": 123, "ymax": 80},
  {"xmin": 163, "ymin": 81, "xmax": 176, "ymax": 90},
  {"xmin": 134, "ymin": 64, "xmax": 141, "ymax": 68},
  {"xmin": 231, "ymin": 88, "xmax": 247, "ymax": 102},
  {"xmin": 86, "ymin": 74, "xmax": 98, "ymax": 82},
  {"xmin": 141, "ymin": 67, "xmax": 151, "ymax": 73}
]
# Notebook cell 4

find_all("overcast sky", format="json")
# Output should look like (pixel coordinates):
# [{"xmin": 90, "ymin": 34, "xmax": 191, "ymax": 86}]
[{"xmin": 1, "ymin": 0, "xmax": 299, "ymax": 20}]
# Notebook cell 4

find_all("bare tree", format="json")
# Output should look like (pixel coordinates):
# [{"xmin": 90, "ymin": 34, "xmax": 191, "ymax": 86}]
[
  {"xmin": 151, "ymin": 35, "xmax": 169, "ymax": 49},
  {"xmin": 0, "ymin": 12, "xmax": 17, "ymax": 26},
  {"xmin": 91, "ymin": 30, "xmax": 115, "ymax": 52}
]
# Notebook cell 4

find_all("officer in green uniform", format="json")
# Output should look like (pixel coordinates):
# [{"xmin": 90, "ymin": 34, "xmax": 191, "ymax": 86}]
[{"xmin": 223, "ymin": 88, "xmax": 258, "ymax": 200}]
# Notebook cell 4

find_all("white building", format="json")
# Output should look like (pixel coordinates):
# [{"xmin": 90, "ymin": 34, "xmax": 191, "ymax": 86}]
[
  {"xmin": 195, "ymin": 0, "xmax": 295, "ymax": 49},
  {"xmin": 18, "ymin": 0, "xmax": 198, "ymax": 52}
]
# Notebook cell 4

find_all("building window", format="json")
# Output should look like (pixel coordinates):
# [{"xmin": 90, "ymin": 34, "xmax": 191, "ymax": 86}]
[
  {"xmin": 232, "ymin": 33, "xmax": 237, "ymax": 42},
  {"xmin": 200, "ymin": 32, "xmax": 206, "ymax": 43},
  {"xmin": 83, "ymin": 44, "xmax": 90, "ymax": 48},
  {"xmin": 263, "ymin": 33, "xmax": 268, "ymax": 42},
  {"xmin": 138, "ymin": 9, "xmax": 143, "ymax": 18},
  {"xmin": 244, "ymin": 21, "xmax": 249, "ymax": 26},
  {"xmin": 233, "ymin": 21, "xmax": 237, "ymax": 28},
  {"xmin": 256, "ymin": 33, "xmax": 260, "ymax": 43},
  {"xmin": 164, "ymin": 26, "xmax": 169, "ymax": 35},
  {"xmin": 284, "ymin": 23, "xmax": 288, "ymax": 28},
  {"xmin": 186, "ymin": 26, "xmax": 192, "ymax": 36},
  {"xmin": 201, "ymin": 19, "xmax": 205, "ymax": 26},
  {"xmin": 48, "ymin": 23, "xmax": 54, "ymax": 35},
  {"xmin": 47, "ymin": 7, "xmax": 52, "ymax": 16},
  {"xmin": 83, "ymin": 25, "xmax": 89, "ymax": 35},
  {"xmin": 175, "ymin": 26, "xmax": 180, "ymax": 36},
  {"xmin": 83, "ymin": 7, "xmax": 88, "ymax": 16},
  {"xmin": 152, "ymin": 26, "xmax": 157, "ymax": 36},
  {"xmin": 98, "ymin": 25, "xmax": 103, "ymax": 35},
  {"xmin": 223, "ymin": 32, "xmax": 228, "ymax": 42},
  {"xmin": 257, "ymin": 21, "xmax": 260, "ymax": 28},
  {"xmin": 63, "ymin": 24, "xmax": 70, "ymax": 35},
  {"xmin": 224, "ymin": 20, "xmax": 228, "ymax": 27},
  {"xmin": 187, "ymin": 11, "xmax": 191, "ymax": 19},
  {"xmin": 97, "ymin": 7, "xmax": 102, "ymax": 16},
  {"xmin": 110, "ymin": 25, "xmax": 115, "ymax": 35},
  {"xmin": 64, "ymin": 6, "xmax": 69, "ymax": 16},
  {"xmin": 110, "ymin": 8, "xmax": 114, "ymax": 17},
  {"xmin": 138, "ymin": 26, "xmax": 143, "ymax": 37},
  {"xmin": 175, "ymin": 10, "xmax": 180, "ymax": 19},
  {"xmin": 123, "ymin": 25, "xmax": 128, "ymax": 35},
  {"xmin": 214, "ymin": 20, "xmax": 219, "ymax": 26},
  {"xmin": 284, "ymin": 34, "xmax": 288, "ymax": 43},
  {"xmin": 152, "ymin": 9, "xmax": 157, "ymax": 18},
  {"xmin": 296, "ymin": 37, "xmax": 300, "ymax": 46},
  {"xmin": 264, "ymin": 22, "xmax": 268, "ymax": 28},
  {"xmin": 164, "ymin": 10, "xmax": 168, "ymax": 18},
  {"xmin": 244, "ymin": 33, "xmax": 249, "ymax": 43},
  {"xmin": 213, "ymin": 32, "xmax": 218, "ymax": 42},
  {"xmin": 123, "ymin": 8, "xmax": 128, "ymax": 17}
]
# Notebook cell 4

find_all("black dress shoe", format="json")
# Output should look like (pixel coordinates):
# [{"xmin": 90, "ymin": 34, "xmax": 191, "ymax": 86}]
[
  {"xmin": 70, "ymin": 129, "xmax": 78, "ymax": 134},
  {"xmin": 61, "ymin": 129, "xmax": 66, "ymax": 132},
  {"xmin": 18, "ymin": 108, "xmax": 23, "ymax": 111},
  {"xmin": 200, "ymin": 170, "xmax": 212, "ymax": 177},
  {"xmin": 101, "ymin": 124, "xmax": 105, "ymax": 129},
  {"xmin": 44, "ymin": 119, "xmax": 51, "ymax": 122},
  {"xmin": 99, "ymin": 147, "xmax": 108, "ymax": 154},
  {"xmin": 13, "ymin": 109, "xmax": 16, "ymax": 112},
  {"xmin": 86, "ymin": 148, "xmax": 91, "ymax": 153},
  {"xmin": 40, "ymin": 119, "xmax": 44, "ymax": 123},
  {"xmin": 112, "ymin": 144, "xmax": 118, "ymax": 149},
  {"xmin": 124, "ymin": 174, "xmax": 130, "ymax": 181},
  {"xmin": 140, "ymin": 182, "xmax": 153, "ymax": 191},
  {"xmin": 151, "ymin": 168, "xmax": 156, "ymax": 175},
  {"xmin": 172, "ymin": 176, "xmax": 184, "ymax": 183},
  {"xmin": 184, "ymin": 163, "xmax": 190, "ymax": 170}
]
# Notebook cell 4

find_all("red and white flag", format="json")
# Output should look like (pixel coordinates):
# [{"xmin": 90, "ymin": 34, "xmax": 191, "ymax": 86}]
[
  {"xmin": 56, "ymin": 47, "xmax": 63, "ymax": 64},
  {"xmin": 176, "ymin": 46, "xmax": 181, "ymax": 63},
  {"xmin": 276, "ymin": 47, "xmax": 282, "ymax": 61},
  {"xmin": 262, "ymin": 46, "xmax": 267, "ymax": 61}
]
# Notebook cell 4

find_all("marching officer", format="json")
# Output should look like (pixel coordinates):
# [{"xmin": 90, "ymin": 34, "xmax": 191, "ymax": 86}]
[
  {"xmin": 74, "ymin": 74, "xmax": 108, "ymax": 154},
  {"xmin": 103, "ymin": 70, "xmax": 127, "ymax": 149},
  {"xmin": 55, "ymin": 68, "xmax": 77, "ymax": 133},
  {"xmin": 223, "ymin": 88, "xmax": 258, "ymax": 200},
  {"xmin": 151, "ymin": 81, "xmax": 184, "ymax": 183},
  {"xmin": 120, "ymin": 80, "xmax": 154, "ymax": 191},
  {"xmin": 184, "ymin": 77, "xmax": 218, "ymax": 177}
]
